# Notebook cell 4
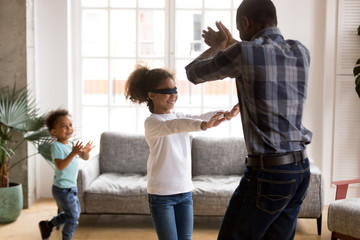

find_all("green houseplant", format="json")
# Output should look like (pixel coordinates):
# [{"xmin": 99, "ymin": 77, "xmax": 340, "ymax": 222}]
[
  {"xmin": 354, "ymin": 25, "xmax": 360, "ymax": 98},
  {"xmin": 0, "ymin": 84, "xmax": 53, "ymax": 222}
]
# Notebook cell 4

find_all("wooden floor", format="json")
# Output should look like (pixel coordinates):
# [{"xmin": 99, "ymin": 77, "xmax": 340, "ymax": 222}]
[{"xmin": 0, "ymin": 198, "xmax": 331, "ymax": 240}]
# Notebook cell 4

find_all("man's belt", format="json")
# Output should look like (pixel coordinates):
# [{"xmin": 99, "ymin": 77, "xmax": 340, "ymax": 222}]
[{"xmin": 245, "ymin": 150, "xmax": 307, "ymax": 167}]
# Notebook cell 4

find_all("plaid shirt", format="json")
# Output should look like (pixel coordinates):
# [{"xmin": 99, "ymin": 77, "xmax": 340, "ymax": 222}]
[{"xmin": 185, "ymin": 27, "xmax": 312, "ymax": 155}]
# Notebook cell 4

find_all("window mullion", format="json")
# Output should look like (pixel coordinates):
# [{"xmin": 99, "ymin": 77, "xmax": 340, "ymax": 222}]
[
  {"xmin": 168, "ymin": 0, "xmax": 175, "ymax": 69},
  {"xmin": 200, "ymin": 0, "xmax": 205, "ymax": 113},
  {"xmin": 107, "ymin": 0, "xmax": 111, "ymax": 131},
  {"xmin": 135, "ymin": 0, "xmax": 140, "ymax": 132},
  {"xmin": 73, "ymin": 0, "xmax": 82, "ymax": 131}
]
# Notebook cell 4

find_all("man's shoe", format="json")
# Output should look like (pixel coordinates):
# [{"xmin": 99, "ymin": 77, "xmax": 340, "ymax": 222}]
[{"xmin": 39, "ymin": 220, "xmax": 52, "ymax": 239}]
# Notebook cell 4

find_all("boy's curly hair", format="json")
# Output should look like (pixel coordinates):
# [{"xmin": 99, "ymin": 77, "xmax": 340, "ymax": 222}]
[{"xmin": 45, "ymin": 109, "xmax": 70, "ymax": 132}]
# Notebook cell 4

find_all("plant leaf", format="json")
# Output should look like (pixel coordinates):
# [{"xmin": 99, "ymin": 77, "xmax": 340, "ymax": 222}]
[
  {"xmin": 0, "ymin": 85, "xmax": 41, "ymax": 131},
  {"xmin": 23, "ymin": 118, "xmax": 45, "ymax": 132},
  {"xmin": 0, "ymin": 145, "xmax": 13, "ymax": 158},
  {"xmin": 0, "ymin": 84, "xmax": 52, "ymax": 178},
  {"xmin": 24, "ymin": 129, "xmax": 50, "ymax": 141},
  {"xmin": 37, "ymin": 140, "xmax": 54, "ymax": 162},
  {"xmin": 356, "ymin": 75, "xmax": 360, "ymax": 98},
  {"xmin": 354, "ymin": 65, "xmax": 360, "ymax": 77}
]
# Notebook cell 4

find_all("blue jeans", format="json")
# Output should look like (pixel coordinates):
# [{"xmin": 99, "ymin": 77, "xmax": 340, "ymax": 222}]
[
  {"xmin": 218, "ymin": 158, "xmax": 311, "ymax": 240},
  {"xmin": 50, "ymin": 185, "xmax": 80, "ymax": 240},
  {"xmin": 148, "ymin": 192, "xmax": 194, "ymax": 240}
]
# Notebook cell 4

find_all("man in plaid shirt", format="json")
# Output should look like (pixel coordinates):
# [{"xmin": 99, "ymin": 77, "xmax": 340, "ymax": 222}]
[{"xmin": 185, "ymin": 0, "xmax": 312, "ymax": 239}]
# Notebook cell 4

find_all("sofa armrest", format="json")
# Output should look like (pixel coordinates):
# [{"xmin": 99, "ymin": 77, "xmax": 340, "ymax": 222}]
[
  {"xmin": 298, "ymin": 158, "xmax": 324, "ymax": 219},
  {"xmin": 77, "ymin": 154, "xmax": 100, "ymax": 212},
  {"xmin": 332, "ymin": 179, "xmax": 360, "ymax": 200}
]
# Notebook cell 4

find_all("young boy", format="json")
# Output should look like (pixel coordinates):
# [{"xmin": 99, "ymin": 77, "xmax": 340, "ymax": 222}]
[{"xmin": 39, "ymin": 109, "xmax": 94, "ymax": 240}]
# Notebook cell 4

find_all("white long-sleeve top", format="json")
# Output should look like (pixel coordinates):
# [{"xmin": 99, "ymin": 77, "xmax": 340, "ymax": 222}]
[{"xmin": 145, "ymin": 111, "xmax": 216, "ymax": 195}]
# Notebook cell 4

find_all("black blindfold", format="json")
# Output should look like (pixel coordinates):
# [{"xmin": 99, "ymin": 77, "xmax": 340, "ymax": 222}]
[{"xmin": 150, "ymin": 87, "xmax": 177, "ymax": 94}]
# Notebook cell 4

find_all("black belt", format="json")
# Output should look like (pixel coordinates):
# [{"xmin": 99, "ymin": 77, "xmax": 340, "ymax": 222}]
[{"xmin": 245, "ymin": 150, "xmax": 307, "ymax": 167}]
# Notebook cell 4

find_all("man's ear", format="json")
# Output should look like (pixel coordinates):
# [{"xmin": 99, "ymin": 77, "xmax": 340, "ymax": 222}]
[{"xmin": 241, "ymin": 16, "xmax": 250, "ymax": 30}]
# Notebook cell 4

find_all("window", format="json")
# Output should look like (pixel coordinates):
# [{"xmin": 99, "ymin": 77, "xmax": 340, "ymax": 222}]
[
  {"xmin": 72, "ymin": 0, "xmax": 243, "ymax": 144},
  {"xmin": 332, "ymin": 0, "xmax": 360, "ymax": 180}
]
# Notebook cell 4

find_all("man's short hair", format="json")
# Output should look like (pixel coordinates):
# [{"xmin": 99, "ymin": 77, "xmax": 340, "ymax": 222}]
[{"xmin": 237, "ymin": 0, "xmax": 277, "ymax": 27}]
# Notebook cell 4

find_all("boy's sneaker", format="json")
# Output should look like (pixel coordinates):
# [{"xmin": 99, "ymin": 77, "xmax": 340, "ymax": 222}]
[{"xmin": 39, "ymin": 220, "xmax": 52, "ymax": 239}]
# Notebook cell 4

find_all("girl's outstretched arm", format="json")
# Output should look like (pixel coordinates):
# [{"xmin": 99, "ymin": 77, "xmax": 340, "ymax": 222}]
[{"xmin": 201, "ymin": 112, "xmax": 226, "ymax": 130}]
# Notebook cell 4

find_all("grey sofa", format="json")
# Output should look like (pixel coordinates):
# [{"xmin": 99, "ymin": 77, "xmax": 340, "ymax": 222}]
[{"xmin": 77, "ymin": 132, "xmax": 324, "ymax": 234}]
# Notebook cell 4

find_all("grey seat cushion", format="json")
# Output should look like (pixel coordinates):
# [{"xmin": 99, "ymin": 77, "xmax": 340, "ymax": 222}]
[
  {"xmin": 87, "ymin": 173, "xmax": 147, "ymax": 195},
  {"xmin": 192, "ymin": 175, "xmax": 240, "ymax": 196},
  {"xmin": 192, "ymin": 175, "xmax": 240, "ymax": 216},
  {"xmin": 327, "ymin": 198, "xmax": 360, "ymax": 238},
  {"xmin": 84, "ymin": 173, "xmax": 149, "ymax": 214}
]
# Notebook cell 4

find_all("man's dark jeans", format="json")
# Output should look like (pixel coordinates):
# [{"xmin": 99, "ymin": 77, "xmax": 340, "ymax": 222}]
[{"xmin": 218, "ymin": 158, "xmax": 310, "ymax": 240}]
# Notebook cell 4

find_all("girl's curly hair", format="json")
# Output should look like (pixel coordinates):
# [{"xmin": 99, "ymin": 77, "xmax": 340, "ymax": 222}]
[{"xmin": 124, "ymin": 65, "xmax": 174, "ymax": 113}]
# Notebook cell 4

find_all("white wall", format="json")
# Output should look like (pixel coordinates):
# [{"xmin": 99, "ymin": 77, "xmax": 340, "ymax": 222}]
[
  {"xmin": 274, "ymin": 0, "xmax": 326, "ymax": 184},
  {"xmin": 322, "ymin": 0, "xmax": 338, "ymax": 205},
  {"xmin": 35, "ymin": 0, "xmax": 341, "ymax": 204},
  {"xmin": 35, "ymin": 0, "xmax": 70, "ymax": 198}
]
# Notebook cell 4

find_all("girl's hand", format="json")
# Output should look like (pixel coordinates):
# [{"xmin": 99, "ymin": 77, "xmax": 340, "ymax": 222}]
[
  {"xmin": 224, "ymin": 103, "xmax": 240, "ymax": 120},
  {"xmin": 82, "ymin": 140, "xmax": 95, "ymax": 154},
  {"xmin": 201, "ymin": 112, "xmax": 226, "ymax": 130}
]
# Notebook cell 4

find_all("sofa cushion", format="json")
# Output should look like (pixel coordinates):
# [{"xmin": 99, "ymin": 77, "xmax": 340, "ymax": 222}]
[
  {"xmin": 192, "ymin": 175, "xmax": 240, "ymax": 196},
  {"xmin": 87, "ymin": 173, "xmax": 147, "ymax": 195},
  {"xmin": 99, "ymin": 132, "xmax": 149, "ymax": 174},
  {"xmin": 84, "ymin": 173, "xmax": 149, "ymax": 214},
  {"xmin": 328, "ymin": 198, "xmax": 360, "ymax": 238},
  {"xmin": 192, "ymin": 175, "xmax": 240, "ymax": 215},
  {"xmin": 191, "ymin": 136, "xmax": 247, "ymax": 176}
]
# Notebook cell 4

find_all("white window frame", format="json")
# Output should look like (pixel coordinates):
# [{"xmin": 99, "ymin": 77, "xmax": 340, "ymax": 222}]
[{"xmin": 70, "ymin": 0, "xmax": 243, "ymax": 143}]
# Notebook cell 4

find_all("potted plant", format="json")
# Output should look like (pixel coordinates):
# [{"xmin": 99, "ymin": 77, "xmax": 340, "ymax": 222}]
[
  {"xmin": 0, "ymin": 84, "xmax": 53, "ymax": 223},
  {"xmin": 354, "ymin": 25, "xmax": 360, "ymax": 98}
]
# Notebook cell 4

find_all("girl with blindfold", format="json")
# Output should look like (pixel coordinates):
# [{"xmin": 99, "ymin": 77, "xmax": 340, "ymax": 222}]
[{"xmin": 125, "ymin": 65, "xmax": 239, "ymax": 240}]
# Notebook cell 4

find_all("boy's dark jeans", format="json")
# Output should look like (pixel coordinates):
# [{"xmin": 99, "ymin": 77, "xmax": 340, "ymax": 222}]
[
  {"xmin": 51, "ymin": 185, "xmax": 80, "ymax": 240},
  {"xmin": 218, "ymin": 158, "xmax": 310, "ymax": 240}
]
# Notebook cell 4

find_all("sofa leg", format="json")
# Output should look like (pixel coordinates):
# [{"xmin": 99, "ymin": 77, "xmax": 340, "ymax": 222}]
[{"xmin": 316, "ymin": 214, "xmax": 322, "ymax": 235}]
